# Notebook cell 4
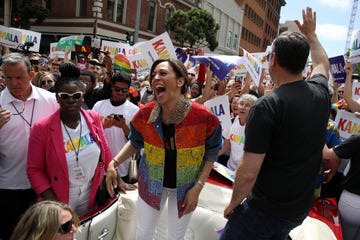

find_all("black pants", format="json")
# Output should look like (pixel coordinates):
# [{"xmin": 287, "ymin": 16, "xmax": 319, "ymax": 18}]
[{"xmin": 0, "ymin": 189, "xmax": 36, "ymax": 240}]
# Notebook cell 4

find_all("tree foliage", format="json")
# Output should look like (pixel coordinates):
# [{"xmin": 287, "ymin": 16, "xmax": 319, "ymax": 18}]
[
  {"xmin": 166, "ymin": 8, "xmax": 220, "ymax": 51},
  {"xmin": 17, "ymin": 0, "xmax": 50, "ymax": 29}
]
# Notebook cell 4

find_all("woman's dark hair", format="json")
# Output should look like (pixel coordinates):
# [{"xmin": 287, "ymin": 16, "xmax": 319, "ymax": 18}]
[
  {"xmin": 272, "ymin": 31, "xmax": 310, "ymax": 74},
  {"xmin": 150, "ymin": 59, "xmax": 190, "ymax": 95},
  {"xmin": 54, "ymin": 62, "xmax": 84, "ymax": 93}
]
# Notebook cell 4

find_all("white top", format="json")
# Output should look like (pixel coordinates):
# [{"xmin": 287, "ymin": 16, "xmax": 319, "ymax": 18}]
[
  {"xmin": 62, "ymin": 113, "xmax": 100, "ymax": 211},
  {"xmin": 222, "ymin": 116, "xmax": 246, "ymax": 171},
  {"xmin": 92, "ymin": 99, "xmax": 139, "ymax": 176},
  {"xmin": 0, "ymin": 85, "xmax": 58, "ymax": 189}
]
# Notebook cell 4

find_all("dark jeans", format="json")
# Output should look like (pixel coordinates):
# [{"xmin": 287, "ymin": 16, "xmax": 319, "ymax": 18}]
[
  {"xmin": 220, "ymin": 199, "xmax": 306, "ymax": 240},
  {"xmin": 0, "ymin": 189, "xmax": 36, "ymax": 240}
]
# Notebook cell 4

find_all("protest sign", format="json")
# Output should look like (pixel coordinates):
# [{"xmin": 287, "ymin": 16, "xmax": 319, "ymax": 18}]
[
  {"xmin": 242, "ymin": 48, "xmax": 262, "ymax": 86},
  {"xmin": 56, "ymin": 35, "xmax": 84, "ymax": 52},
  {"xmin": 204, "ymin": 95, "xmax": 232, "ymax": 133},
  {"xmin": 352, "ymin": 80, "xmax": 360, "ymax": 101},
  {"xmin": 0, "ymin": 25, "xmax": 22, "ymax": 48},
  {"xmin": 349, "ymin": 29, "xmax": 360, "ymax": 64},
  {"xmin": 49, "ymin": 42, "xmax": 65, "ymax": 59},
  {"xmin": 15, "ymin": 28, "xmax": 41, "ymax": 52},
  {"xmin": 100, "ymin": 40, "xmax": 130, "ymax": 58},
  {"xmin": 335, "ymin": 110, "xmax": 360, "ymax": 140},
  {"xmin": 192, "ymin": 55, "xmax": 244, "ymax": 80},
  {"xmin": 329, "ymin": 55, "xmax": 346, "ymax": 83}
]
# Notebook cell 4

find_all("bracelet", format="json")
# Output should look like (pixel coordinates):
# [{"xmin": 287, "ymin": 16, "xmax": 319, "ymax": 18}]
[
  {"xmin": 197, "ymin": 180, "xmax": 205, "ymax": 187},
  {"xmin": 112, "ymin": 158, "xmax": 120, "ymax": 166}
]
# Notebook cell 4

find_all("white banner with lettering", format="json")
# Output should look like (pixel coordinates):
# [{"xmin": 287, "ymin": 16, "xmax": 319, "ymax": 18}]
[
  {"xmin": 204, "ymin": 95, "xmax": 231, "ymax": 134},
  {"xmin": 335, "ymin": 110, "xmax": 360, "ymax": 140}
]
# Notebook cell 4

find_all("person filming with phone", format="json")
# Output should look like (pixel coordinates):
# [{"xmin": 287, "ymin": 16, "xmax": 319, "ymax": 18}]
[{"xmin": 92, "ymin": 71, "xmax": 140, "ymax": 183}]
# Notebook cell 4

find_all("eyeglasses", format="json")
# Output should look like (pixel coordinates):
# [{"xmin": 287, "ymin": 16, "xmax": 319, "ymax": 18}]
[
  {"xmin": 39, "ymin": 58, "xmax": 49, "ymax": 65},
  {"xmin": 238, "ymin": 101, "xmax": 252, "ymax": 108},
  {"xmin": 266, "ymin": 52, "xmax": 273, "ymax": 62},
  {"xmin": 113, "ymin": 87, "xmax": 129, "ymax": 93},
  {"xmin": 57, "ymin": 91, "xmax": 84, "ymax": 100},
  {"xmin": 41, "ymin": 79, "xmax": 54, "ymax": 85},
  {"xmin": 58, "ymin": 218, "xmax": 74, "ymax": 234}
]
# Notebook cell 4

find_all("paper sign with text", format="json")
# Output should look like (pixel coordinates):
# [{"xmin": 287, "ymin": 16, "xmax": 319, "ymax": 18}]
[
  {"xmin": 204, "ymin": 95, "xmax": 231, "ymax": 133},
  {"xmin": 128, "ymin": 53, "xmax": 152, "ymax": 73},
  {"xmin": 0, "ymin": 25, "xmax": 22, "ymax": 48},
  {"xmin": 329, "ymin": 55, "xmax": 346, "ymax": 83},
  {"xmin": 352, "ymin": 80, "xmax": 360, "ymax": 101},
  {"xmin": 335, "ymin": 110, "xmax": 360, "ymax": 140},
  {"xmin": 242, "ymin": 48, "xmax": 262, "ymax": 86},
  {"xmin": 100, "ymin": 40, "xmax": 130, "ymax": 59},
  {"xmin": 49, "ymin": 42, "xmax": 65, "ymax": 59}
]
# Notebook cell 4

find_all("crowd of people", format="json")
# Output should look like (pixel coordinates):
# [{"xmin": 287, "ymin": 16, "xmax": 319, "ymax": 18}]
[{"xmin": 0, "ymin": 6, "xmax": 359, "ymax": 240}]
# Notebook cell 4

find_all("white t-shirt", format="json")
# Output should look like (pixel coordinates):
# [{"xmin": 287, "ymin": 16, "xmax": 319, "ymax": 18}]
[
  {"xmin": 92, "ymin": 99, "xmax": 139, "ymax": 176},
  {"xmin": 62, "ymin": 113, "xmax": 100, "ymax": 213},
  {"xmin": 223, "ymin": 116, "xmax": 246, "ymax": 171},
  {"xmin": 0, "ymin": 85, "xmax": 58, "ymax": 189}
]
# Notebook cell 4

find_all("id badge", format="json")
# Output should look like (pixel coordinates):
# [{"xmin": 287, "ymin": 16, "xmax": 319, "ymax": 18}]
[{"xmin": 73, "ymin": 166, "xmax": 85, "ymax": 180}]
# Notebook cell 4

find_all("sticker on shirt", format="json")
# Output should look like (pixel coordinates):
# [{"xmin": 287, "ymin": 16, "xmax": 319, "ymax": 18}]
[{"xmin": 73, "ymin": 166, "xmax": 85, "ymax": 180}]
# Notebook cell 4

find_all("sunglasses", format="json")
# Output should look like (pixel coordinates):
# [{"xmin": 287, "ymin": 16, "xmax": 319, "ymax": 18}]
[
  {"xmin": 113, "ymin": 87, "xmax": 129, "ymax": 93},
  {"xmin": 188, "ymin": 73, "xmax": 196, "ymax": 77},
  {"xmin": 57, "ymin": 91, "xmax": 84, "ymax": 100},
  {"xmin": 41, "ymin": 79, "xmax": 54, "ymax": 85},
  {"xmin": 58, "ymin": 218, "xmax": 74, "ymax": 234}
]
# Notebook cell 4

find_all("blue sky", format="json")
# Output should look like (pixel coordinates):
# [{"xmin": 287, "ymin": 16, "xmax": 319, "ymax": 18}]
[{"xmin": 279, "ymin": 0, "xmax": 360, "ymax": 58}]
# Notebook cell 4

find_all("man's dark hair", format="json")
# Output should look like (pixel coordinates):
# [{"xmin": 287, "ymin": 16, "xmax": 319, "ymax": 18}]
[
  {"xmin": 272, "ymin": 31, "xmax": 310, "ymax": 74},
  {"xmin": 80, "ymin": 70, "xmax": 96, "ymax": 84},
  {"xmin": 111, "ymin": 71, "xmax": 131, "ymax": 88}
]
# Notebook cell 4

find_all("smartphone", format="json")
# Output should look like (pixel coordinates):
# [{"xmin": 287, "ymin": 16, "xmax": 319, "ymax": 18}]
[
  {"xmin": 235, "ymin": 75, "xmax": 243, "ymax": 83},
  {"xmin": 113, "ymin": 114, "xmax": 123, "ymax": 121}
]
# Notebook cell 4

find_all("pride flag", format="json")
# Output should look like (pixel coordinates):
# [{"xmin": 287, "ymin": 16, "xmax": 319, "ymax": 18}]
[{"xmin": 114, "ymin": 53, "xmax": 131, "ymax": 73}]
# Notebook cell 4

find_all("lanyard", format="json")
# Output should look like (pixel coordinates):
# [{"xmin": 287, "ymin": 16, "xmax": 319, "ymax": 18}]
[
  {"xmin": 11, "ymin": 100, "xmax": 36, "ymax": 129},
  {"xmin": 62, "ymin": 118, "xmax": 82, "ymax": 163}
]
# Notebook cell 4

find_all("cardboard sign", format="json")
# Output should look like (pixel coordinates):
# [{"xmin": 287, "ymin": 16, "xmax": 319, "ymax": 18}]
[
  {"xmin": 49, "ymin": 42, "xmax": 65, "ymax": 59},
  {"xmin": 100, "ymin": 40, "xmax": 130, "ymax": 59},
  {"xmin": 242, "ymin": 48, "xmax": 262, "ymax": 86}
]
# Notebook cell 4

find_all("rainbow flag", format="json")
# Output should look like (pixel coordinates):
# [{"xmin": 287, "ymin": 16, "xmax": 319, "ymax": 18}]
[
  {"xmin": 114, "ymin": 53, "xmax": 131, "ymax": 73},
  {"xmin": 332, "ymin": 99, "xmax": 348, "ymax": 109}
]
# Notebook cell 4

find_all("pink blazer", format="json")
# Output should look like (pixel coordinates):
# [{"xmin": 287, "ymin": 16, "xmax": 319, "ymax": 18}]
[{"xmin": 27, "ymin": 108, "xmax": 112, "ymax": 209}]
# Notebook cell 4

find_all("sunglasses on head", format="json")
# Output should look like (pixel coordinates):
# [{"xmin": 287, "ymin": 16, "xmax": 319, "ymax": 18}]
[
  {"xmin": 41, "ymin": 79, "xmax": 54, "ymax": 85},
  {"xmin": 57, "ymin": 91, "xmax": 84, "ymax": 100},
  {"xmin": 113, "ymin": 86, "xmax": 129, "ymax": 93},
  {"xmin": 266, "ymin": 52, "xmax": 273, "ymax": 62},
  {"xmin": 58, "ymin": 218, "xmax": 74, "ymax": 234}
]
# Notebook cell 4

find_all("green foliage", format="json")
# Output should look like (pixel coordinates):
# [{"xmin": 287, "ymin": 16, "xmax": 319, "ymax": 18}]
[
  {"xmin": 166, "ymin": 8, "xmax": 220, "ymax": 51},
  {"xmin": 17, "ymin": 0, "xmax": 50, "ymax": 29}
]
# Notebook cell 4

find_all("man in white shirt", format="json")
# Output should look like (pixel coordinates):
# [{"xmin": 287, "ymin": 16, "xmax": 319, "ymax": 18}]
[
  {"xmin": 93, "ymin": 71, "xmax": 139, "ymax": 182},
  {"xmin": 0, "ymin": 53, "xmax": 58, "ymax": 239}
]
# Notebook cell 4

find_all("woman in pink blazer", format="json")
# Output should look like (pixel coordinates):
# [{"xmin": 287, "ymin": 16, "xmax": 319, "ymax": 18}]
[{"xmin": 27, "ymin": 63, "xmax": 112, "ymax": 216}]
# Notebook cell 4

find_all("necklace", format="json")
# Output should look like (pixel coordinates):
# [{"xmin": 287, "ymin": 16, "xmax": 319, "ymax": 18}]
[
  {"xmin": 11, "ymin": 100, "xmax": 36, "ymax": 128},
  {"xmin": 62, "ymin": 116, "xmax": 82, "ymax": 163}
]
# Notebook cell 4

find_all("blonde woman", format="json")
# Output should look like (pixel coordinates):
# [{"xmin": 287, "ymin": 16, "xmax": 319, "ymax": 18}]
[{"xmin": 10, "ymin": 200, "xmax": 79, "ymax": 240}]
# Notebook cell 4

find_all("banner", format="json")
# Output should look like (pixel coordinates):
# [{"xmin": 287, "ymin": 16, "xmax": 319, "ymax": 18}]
[
  {"xmin": 0, "ymin": 25, "xmax": 22, "ymax": 49},
  {"xmin": 352, "ymin": 80, "xmax": 360, "ymax": 101},
  {"xmin": 329, "ymin": 55, "xmax": 346, "ymax": 83},
  {"xmin": 335, "ymin": 110, "xmax": 360, "ymax": 140},
  {"xmin": 56, "ymin": 35, "xmax": 84, "ymax": 51},
  {"xmin": 242, "ymin": 48, "xmax": 262, "ymax": 86},
  {"xmin": 192, "ymin": 55, "xmax": 244, "ymax": 80},
  {"xmin": 204, "ymin": 95, "xmax": 231, "ymax": 133},
  {"xmin": 100, "ymin": 40, "xmax": 130, "ymax": 59}
]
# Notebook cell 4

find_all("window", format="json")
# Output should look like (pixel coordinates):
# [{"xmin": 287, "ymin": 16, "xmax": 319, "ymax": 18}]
[
  {"xmin": 107, "ymin": 0, "xmax": 125, "ymax": 23},
  {"xmin": 148, "ymin": 1, "xmax": 156, "ymax": 32},
  {"xmin": 233, "ymin": 33, "xmax": 238, "ymax": 49},
  {"xmin": 79, "ymin": 0, "xmax": 87, "ymax": 16},
  {"xmin": 165, "ymin": 5, "xmax": 174, "ymax": 24},
  {"xmin": 107, "ymin": 0, "xmax": 115, "ymax": 20},
  {"xmin": 116, "ymin": 0, "xmax": 125, "ymax": 22},
  {"xmin": 226, "ymin": 31, "xmax": 232, "ymax": 48}
]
